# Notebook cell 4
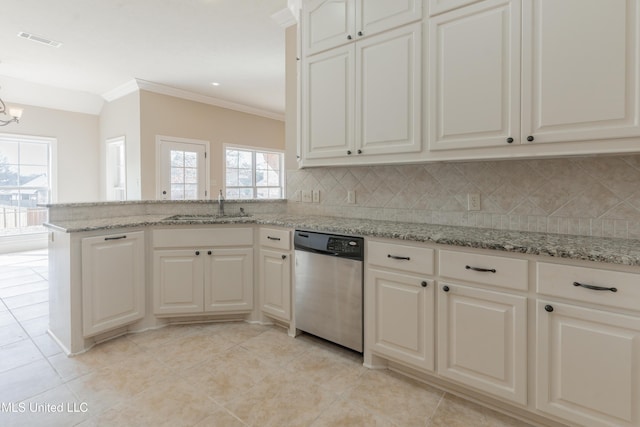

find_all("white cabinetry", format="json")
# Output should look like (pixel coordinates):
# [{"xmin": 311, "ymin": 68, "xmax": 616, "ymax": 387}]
[
  {"xmin": 302, "ymin": 0, "xmax": 422, "ymax": 55},
  {"xmin": 259, "ymin": 227, "xmax": 292, "ymax": 322},
  {"xmin": 536, "ymin": 262, "xmax": 640, "ymax": 427},
  {"xmin": 301, "ymin": 23, "xmax": 422, "ymax": 166},
  {"xmin": 152, "ymin": 227, "xmax": 253, "ymax": 316},
  {"xmin": 428, "ymin": 0, "xmax": 640, "ymax": 156},
  {"xmin": 81, "ymin": 231, "xmax": 145, "ymax": 337},
  {"xmin": 437, "ymin": 250, "xmax": 528, "ymax": 405},
  {"xmin": 366, "ymin": 240, "xmax": 435, "ymax": 371}
]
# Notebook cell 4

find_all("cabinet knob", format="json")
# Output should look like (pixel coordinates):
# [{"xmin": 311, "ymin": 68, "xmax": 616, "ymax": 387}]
[
  {"xmin": 506, "ymin": 137, "xmax": 514, "ymax": 143},
  {"xmin": 347, "ymin": 150, "xmax": 352, "ymax": 155},
  {"xmin": 544, "ymin": 304, "xmax": 554, "ymax": 313},
  {"xmin": 195, "ymin": 251, "xmax": 200, "ymax": 256},
  {"xmin": 358, "ymin": 31, "xmax": 363, "ymax": 36},
  {"xmin": 282, "ymin": 254, "xmax": 287, "ymax": 260},
  {"xmin": 421, "ymin": 281, "xmax": 428, "ymax": 288},
  {"xmin": 527, "ymin": 136, "xmax": 534, "ymax": 142},
  {"xmin": 357, "ymin": 149, "xmax": 362, "ymax": 154},
  {"xmin": 347, "ymin": 35, "xmax": 353, "ymax": 40},
  {"xmin": 208, "ymin": 250, "xmax": 212, "ymax": 255},
  {"xmin": 443, "ymin": 285, "xmax": 450, "ymax": 292}
]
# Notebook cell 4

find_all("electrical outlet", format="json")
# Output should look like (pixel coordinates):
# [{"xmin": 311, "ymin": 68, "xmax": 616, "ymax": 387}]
[
  {"xmin": 347, "ymin": 190, "xmax": 356, "ymax": 204},
  {"xmin": 312, "ymin": 189, "xmax": 320, "ymax": 203},
  {"xmin": 302, "ymin": 190, "xmax": 312, "ymax": 203},
  {"xmin": 467, "ymin": 193, "xmax": 481, "ymax": 211}
]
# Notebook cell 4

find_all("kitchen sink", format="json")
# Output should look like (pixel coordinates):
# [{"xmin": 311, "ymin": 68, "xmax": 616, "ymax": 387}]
[{"xmin": 163, "ymin": 213, "xmax": 251, "ymax": 221}]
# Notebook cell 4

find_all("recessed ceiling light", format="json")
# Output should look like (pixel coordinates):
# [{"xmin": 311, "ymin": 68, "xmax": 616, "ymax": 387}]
[
  {"xmin": 17, "ymin": 32, "xmax": 62, "ymax": 48},
  {"xmin": 211, "ymin": 82, "xmax": 220, "ymax": 86}
]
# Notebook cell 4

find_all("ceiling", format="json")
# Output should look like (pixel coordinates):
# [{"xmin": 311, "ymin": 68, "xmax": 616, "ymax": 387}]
[{"xmin": 0, "ymin": 0, "xmax": 291, "ymax": 119}]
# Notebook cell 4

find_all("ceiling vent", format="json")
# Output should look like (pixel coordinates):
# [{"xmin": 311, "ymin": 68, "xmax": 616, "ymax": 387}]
[{"xmin": 17, "ymin": 32, "xmax": 62, "ymax": 48}]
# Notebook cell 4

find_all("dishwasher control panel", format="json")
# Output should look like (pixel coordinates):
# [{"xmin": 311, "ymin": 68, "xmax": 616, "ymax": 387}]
[{"xmin": 294, "ymin": 230, "xmax": 364, "ymax": 260}]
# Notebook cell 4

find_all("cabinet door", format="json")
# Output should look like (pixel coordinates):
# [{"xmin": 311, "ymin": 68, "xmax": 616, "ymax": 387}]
[
  {"xmin": 367, "ymin": 268, "xmax": 434, "ymax": 371},
  {"xmin": 81, "ymin": 231, "xmax": 145, "ymax": 337},
  {"xmin": 301, "ymin": 44, "xmax": 355, "ymax": 160},
  {"xmin": 357, "ymin": 22, "xmax": 422, "ymax": 156},
  {"xmin": 437, "ymin": 282, "xmax": 527, "ymax": 404},
  {"xmin": 522, "ymin": 0, "xmax": 640, "ymax": 143},
  {"xmin": 302, "ymin": 0, "xmax": 356, "ymax": 55},
  {"xmin": 428, "ymin": 0, "xmax": 484, "ymax": 16},
  {"xmin": 259, "ymin": 249, "xmax": 291, "ymax": 321},
  {"xmin": 358, "ymin": 0, "xmax": 422, "ymax": 36},
  {"xmin": 153, "ymin": 249, "xmax": 204, "ymax": 315},
  {"xmin": 537, "ymin": 301, "xmax": 640, "ymax": 427},
  {"xmin": 204, "ymin": 248, "xmax": 253, "ymax": 313},
  {"xmin": 428, "ymin": 0, "xmax": 521, "ymax": 151}
]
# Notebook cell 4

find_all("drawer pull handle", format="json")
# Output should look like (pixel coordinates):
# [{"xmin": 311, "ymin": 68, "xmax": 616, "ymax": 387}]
[
  {"xmin": 388, "ymin": 255, "xmax": 410, "ymax": 261},
  {"xmin": 573, "ymin": 282, "xmax": 617, "ymax": 293},
  {"xmin": 104, "ymin": 235, "xmax": 127, "ymax": 241},
  {"xmin": 443, "ymin": 285, "xmax": 450, "ymax": 292},
  {"xmin": 545, "ymin": 304, "xmax": 554, "ymax": 313},
  {"xmin": 267, "ymin": 236, "xmax": 281, "ymax": 241},
  {"xmin": 465, "ymin": 265, "xmax": 496, "ymax": 273},
  {"xmin": 421, "ymin": 281, "xmax": 428, "ymax": 287},
  {"xmin": 282, "ymin": 254, "xmax": 287, "ymax": 260}
]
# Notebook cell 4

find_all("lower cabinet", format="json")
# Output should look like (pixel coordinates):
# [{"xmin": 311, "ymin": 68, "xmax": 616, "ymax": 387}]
[
  {"xmin": 259, "ymin": 248, "xmax": 291, "ymax": 321},
  {"xmin": 367, "ymin": 268, "xmax": 435, "ymax": 371},
  {"xmin": 152, "ymin": 227, "xmax": 254, "ymax": 316},
  {"xmin": 81, "ymin": 231, "xmax": 145, "ymax": 337},
  {"xmin": 536, "ymin": 300, "xmax": 640, "ymax": 427},
  {"xmin": 153, "ymin": 247, "xmax": 253, "ymax": 315},
  {"xmin": 437, "ymin": 282, "xmax": 528, "ymax": 405}
]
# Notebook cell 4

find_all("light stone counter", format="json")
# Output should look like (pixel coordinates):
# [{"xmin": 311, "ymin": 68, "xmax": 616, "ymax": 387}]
[{"xmin": 45, "ymin": 213, "xmax": 640, "ymax": 266}]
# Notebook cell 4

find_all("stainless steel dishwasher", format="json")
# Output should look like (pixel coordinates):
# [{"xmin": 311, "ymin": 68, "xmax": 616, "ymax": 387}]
[{"xmin": 294, "ymin": 230, "xmax": 364, "ymax": 352}]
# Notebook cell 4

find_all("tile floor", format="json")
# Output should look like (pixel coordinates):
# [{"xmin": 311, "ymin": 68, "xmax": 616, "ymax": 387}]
[{"xmin": 0, "ymin": 249, "xmax": 534, "ymax": 427}]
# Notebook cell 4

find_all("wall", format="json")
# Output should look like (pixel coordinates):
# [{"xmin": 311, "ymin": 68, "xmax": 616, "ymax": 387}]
[
  {"xmin": 287, "ymin": 155, "xmax": 640, "ymax": 239},
  {"xmin": 139, "ymin": 90, "xmax": 285, "ymax": 200},
  {"xmin": 99, "ymin": 92, "xmax": 142, "ymax": 200},
  {"xmin": 2, "ymin": 103, "xmax": 100, "ymax": 203},
  {"xmin": 284, "ymin": 25, "xmax": 299, "ymax": 172}
]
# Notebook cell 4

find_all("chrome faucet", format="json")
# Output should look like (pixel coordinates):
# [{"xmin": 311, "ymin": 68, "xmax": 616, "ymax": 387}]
[{"xmin": 217, "ymin": 190, "xmax": 225, "ymax": 216}]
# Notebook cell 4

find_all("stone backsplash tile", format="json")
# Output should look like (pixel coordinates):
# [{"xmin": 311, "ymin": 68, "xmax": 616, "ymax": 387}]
[{"xmin": 287, "ymin": 155, "xmax": 640, "ymax": 239}]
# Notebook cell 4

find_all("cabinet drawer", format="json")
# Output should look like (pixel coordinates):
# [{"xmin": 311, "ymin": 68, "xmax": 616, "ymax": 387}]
[
  {"xmin": 259, "ymin": 228, "xmax": 291, "ymax": 250},
  {"xmin": 537, "ymin": 262, "xmax": 640, "ymax": 312},
  {"xmin": 439, "ymin": 250, "xmax": 528, "ymax": 291},
  {"xmin": 153, "ymin": 227, "xmax": 253, "ymax": 248},
  {"xmin": 367, "ymin": 241, "xmax": 434, "ymax": 275}
]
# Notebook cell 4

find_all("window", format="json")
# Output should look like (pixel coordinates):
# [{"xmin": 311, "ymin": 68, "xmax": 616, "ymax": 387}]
[
  {"xmin": 105, "ymin": 137, "xmax": 126, "ymax": 201},
  {"xmin": 225, "ymin": 147, "xmax": 284, "ymax": 199},
  {"xmin": 0, "ymin": 134, "xmax": 53, "ymax": 236}
]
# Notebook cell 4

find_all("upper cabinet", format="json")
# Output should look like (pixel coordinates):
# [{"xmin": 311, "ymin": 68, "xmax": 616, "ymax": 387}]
[
  {"xmin": 428, "ymin": 0, "xmax": 520, "ymax": 150},
  {"xmin": 428, "ymin": 0, "xmax": 640, "ymax": 154},
  {"xmin": 428, "ymin": 0, "xmax": 484, "ymax": 16},
  {"xmin": 302, "ymin": 0, "xmax": 423, "ymax": 56},
  {"xmin": 300, "ymin": 0, "xmax": 423, "ymax": 167},
  {"xmin": 522, "ymin": 0, "xmax": 640, "ymax": 144}
]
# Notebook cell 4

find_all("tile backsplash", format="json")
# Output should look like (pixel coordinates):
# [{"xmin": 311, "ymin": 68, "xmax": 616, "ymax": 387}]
[{"xmin": 287, "ymin": 155, "xmax": 640, "ymax": 239}]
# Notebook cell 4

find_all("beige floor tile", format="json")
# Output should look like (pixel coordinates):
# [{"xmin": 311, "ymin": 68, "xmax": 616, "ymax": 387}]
[
  {"xmin": 126, "ymin": 323, "xmax": 201, "ymax": 350},
  {"xmin": 151, "ymin": 329, "xmax": 236, "ymax": 371},
  {"xmin": 344, "ymin": 369, "xmax": 444, "ymax": 427},
  {"xmin": 0, "ymin": 359, "xmax": 63, "ymax": 403},
  {"xmin": 193, "ymin": 408, "xmax": 247, "ymax": 427},
  {"xmin": 198, "ymin": 321, "xmax": 270, "ymax": 344},
  {"xmin": 428, "ymin": 394, "xmax": 533, "ymax": 427},
  {"xmin": 225, "ymin": 373, "xmax": 338, "ymax": 427},
  {"xmin": 310, "ymin": 398, "xmax": 397, "ymax": 427},
  {"xmin": 32, "ymin": 333, "xmax": 63, "ymax": 357},
  {"xmin": 239, "ymin": 328, "xmax": 311, "ymax": 366}
]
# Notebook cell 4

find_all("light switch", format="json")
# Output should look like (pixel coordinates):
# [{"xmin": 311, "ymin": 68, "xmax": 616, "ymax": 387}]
[
  {"xmin": 312, "ymin": 190, "xmax": 320, "ymax": 203},
  {"xmin": 302, "ymin": 190, "xmax": 312, "ymax": 203}
]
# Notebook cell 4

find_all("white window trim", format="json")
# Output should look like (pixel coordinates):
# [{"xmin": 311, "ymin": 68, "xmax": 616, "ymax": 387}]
[{"xmin": 223, "ymin": 143, "xmax": 285, "ymax": 200}]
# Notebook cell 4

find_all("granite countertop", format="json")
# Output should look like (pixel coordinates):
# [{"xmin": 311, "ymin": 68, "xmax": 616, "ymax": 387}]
[{"xmin": 44, "ymin": 214, "xmax": 640, "ymax": 267}]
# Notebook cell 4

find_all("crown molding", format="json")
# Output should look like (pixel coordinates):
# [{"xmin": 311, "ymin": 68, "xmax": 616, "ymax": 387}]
[
  {"xmin": 271, "ymin": 7, "xmax": 297, "ymax": 28},
  {"xmin": 101, "ymin": 78, "xmax": 284, "ymax": 122}
]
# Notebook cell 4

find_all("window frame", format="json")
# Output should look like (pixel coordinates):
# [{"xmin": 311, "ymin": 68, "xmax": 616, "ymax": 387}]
[
  {"xmin": 105, "ymin": 136, "xmax": 126, "ymax": 201},
  {"xmin": 223, "ymin": 144, "xmax": 285, "ymax": 200}
]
